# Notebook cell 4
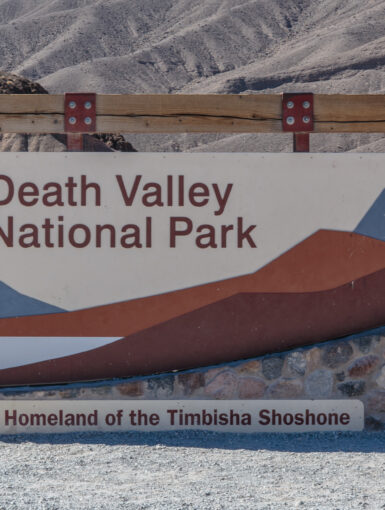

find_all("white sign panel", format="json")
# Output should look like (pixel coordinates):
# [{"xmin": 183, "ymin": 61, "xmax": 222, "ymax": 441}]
[
  {"xmin": 0, "ymin": 153, "xmax": 384, "ymax": 386},
  {"xmin": 0, "ymin": 400, "xmax": 364, "ymax": 434},
  {"xmin": 0, "ymin": 152, "xmax": 383, "ymax": 310}
]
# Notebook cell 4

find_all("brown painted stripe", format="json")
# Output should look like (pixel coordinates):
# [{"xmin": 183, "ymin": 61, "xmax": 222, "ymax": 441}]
[
  {"xmin": 0, "ymin": 229, "xmax": 385, "ymax": 337},
  {"xmin": 1, "ymin": 266, "xmax": 385, "ymax": 386}
]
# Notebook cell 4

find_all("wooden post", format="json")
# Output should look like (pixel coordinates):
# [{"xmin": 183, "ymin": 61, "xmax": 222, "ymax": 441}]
[
  {"xmin": 293, "ymin": 133, "xmax": 310, "ymax": 152},
  {"xmin": 66, "ymin": 134, "xmax": 84, "ymax": 152}
]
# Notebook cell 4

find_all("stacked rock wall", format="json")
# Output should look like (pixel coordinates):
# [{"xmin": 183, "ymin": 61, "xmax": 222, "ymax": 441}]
[{"xmin": 1, "ymin": 330, "xmax": 385, "ymax": 430}]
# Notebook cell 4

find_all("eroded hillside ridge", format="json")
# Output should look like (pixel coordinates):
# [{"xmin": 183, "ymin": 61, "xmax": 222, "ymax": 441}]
[
  {"xmin": 0, "ymin": 71, "xmax": 136, "ymax": 152},
  {"xmin": 1, "ymin": 0, "xmax": 381, "ymax": 151}
]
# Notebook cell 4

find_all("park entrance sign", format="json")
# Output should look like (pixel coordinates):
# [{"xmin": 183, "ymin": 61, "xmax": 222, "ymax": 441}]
[{"xmin": 0, "ymin": 152, "xmax": 384, "ymax": 386}]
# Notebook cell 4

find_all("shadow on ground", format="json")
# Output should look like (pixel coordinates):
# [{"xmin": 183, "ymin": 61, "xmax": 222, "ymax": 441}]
[{"xmin": 1, "ymin": 430, "xmax": 385, "ymax": 453}]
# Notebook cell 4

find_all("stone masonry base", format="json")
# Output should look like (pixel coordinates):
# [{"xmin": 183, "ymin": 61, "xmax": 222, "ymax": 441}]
[{"xmin": 1, "ymin": 330, "xmax": 385, "ymax": 430}]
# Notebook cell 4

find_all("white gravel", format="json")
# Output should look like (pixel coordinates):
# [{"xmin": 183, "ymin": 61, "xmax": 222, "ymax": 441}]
[{"xmin": 0, "ymin": 431, "xmax": 384, "ymax": 509}]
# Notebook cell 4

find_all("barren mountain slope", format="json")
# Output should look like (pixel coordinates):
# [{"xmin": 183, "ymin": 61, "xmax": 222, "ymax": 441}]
[{"xmin": 1, "ymin": 0, "xmax": 384, "ymax": 152}]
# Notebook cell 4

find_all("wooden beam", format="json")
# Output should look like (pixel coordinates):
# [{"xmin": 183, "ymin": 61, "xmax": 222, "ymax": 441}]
[
  {"xmin": 0, "ymin": 94, "xmax": 385, "ymax": 134},
  {"xmin": 0, "ymin": 95, "xmax": 62, "ymax": 114},
  {"xmin": 97, "ymin": 115, "xmax": 281, "ymax": 133},
  {"xmin": 0, "ymin": 114, "xmax": 63, "ymax": 134},
  {"xmin": 314, "ymin": 94, "xmax": 385, "ymax": 132},
  {"xmin": 314, "ymin": 122, "xmax": 385, "ymax": 134},
  {"xmin": 97, "ymin": 94, "xmax": 281, "ymax": 118},
  {"xmin": 314, "ymin": 95, "xmax": 385, "ymax": 122}
]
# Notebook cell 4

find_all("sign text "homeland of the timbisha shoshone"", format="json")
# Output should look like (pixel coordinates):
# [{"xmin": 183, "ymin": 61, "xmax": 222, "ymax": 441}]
[{"xmin": 0, "ymin": 400, "xmax": 364, "ymax": 434}]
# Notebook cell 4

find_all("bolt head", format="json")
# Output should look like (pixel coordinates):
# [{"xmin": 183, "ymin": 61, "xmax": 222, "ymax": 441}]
[
  {"xmin": 84, "ymin": 101, "xmax": 92, "ymax": 110},
  {"xmin": 302, "ymin": 101, "xmax": 310, "ymax": 109},
  {"xmin": 68, "ymin": 116, "xmax": 77, "ymax": 125},
  {"xmin": 303, "ymin": 115, "xmax": 311, "ymax": 124},
  {"xmin": 287, "ymin": 101, "xmax": 294, "ymax": 109},
  {"xmin": 68, "ymin": 101, "xmax": 77, "ymax": 109},
  {"xmin": 286, "ymin": 116, "xmax": 295, "ymax": 126},
  {"xmin": 84, "ymin": 116, "xmax": 92, "ymax": 125}
]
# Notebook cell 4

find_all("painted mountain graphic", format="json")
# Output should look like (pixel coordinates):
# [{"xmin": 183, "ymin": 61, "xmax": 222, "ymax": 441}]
[
  {"xmin": 1, "ymin": 227, "xmax": 385, "ymax": 385},
  {"xmin": 1, "ymin": 190, "xmax": 385, "ymax": 386},
  {"xmin": 0, "ymin": 229, "xmax": 384, "ymax": 337},
  {"xmin": 0, "ymin": 281, "xmax": 65, "ymax": 319},
  {"xmin": 2, "ymin": 266, "xmax": 385, "ymax": 386},
  {"xmin": 355, "ymin": 189, "xmax": 385, "ymax": 242}
]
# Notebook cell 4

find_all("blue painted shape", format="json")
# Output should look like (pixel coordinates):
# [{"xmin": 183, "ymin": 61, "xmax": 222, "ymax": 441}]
[
  {"xmin": 0, "ymin": 281, "xmax": 65, "ymax": 318},
  {"xmin": 355, "ymin": 189, "xmax": 385, "ymax": 241}
]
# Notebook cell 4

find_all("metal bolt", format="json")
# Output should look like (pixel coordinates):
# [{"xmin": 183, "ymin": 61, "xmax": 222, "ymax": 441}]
[
  {"xmin": 303, "ymin": 115, "xmax": 311, "ymax": 124},
  {"xmin": 84, "ymin": 116, "xmax": 92, "ymax": 125},
  {"xmin": 84, "ymin": 101, "xmax": 92, "ymax": 110},
  {"xmin": 286, "ymin": 116, "xmax": 295, "ymax": 126},
  {"xmin": 68, "ymin": 101, "xmax": 77, "ymax": 109},
  {"xmin": 303, "ymin": 101, "xmax": 310, "ymax": 109},
  {"xmin": 287, "ymin": 101, "xmax": 294, "ymax": 109},
  {"xmin": 68, "ymin": 116, "xmax": 77, "ymax": 125}
]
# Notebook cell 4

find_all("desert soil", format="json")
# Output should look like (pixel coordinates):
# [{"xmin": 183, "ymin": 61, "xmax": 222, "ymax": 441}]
[{"xmin": 0, "ymin": 430, "xmax": 384, "ymax": 509}]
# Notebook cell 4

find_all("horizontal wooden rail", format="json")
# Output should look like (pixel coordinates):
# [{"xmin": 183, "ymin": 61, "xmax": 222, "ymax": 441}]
[{"xmin": 0, "ymin": 94, "xmax": 385, "ymax": 134}]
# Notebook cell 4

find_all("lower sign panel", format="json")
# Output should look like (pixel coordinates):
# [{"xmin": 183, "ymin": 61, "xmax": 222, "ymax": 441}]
[{"xmin": 0, "ymin": 400, "xmax": 364, "ymax": 433}]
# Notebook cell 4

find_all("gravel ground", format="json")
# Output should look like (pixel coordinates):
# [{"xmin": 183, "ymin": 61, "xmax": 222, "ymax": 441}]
[{"xmin": 0, "ymin": 431, "xmax": 384, "ymax": 509}]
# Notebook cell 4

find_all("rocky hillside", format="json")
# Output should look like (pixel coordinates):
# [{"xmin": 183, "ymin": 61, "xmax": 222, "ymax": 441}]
[
  {"xmin": 0, "ymin": 71, "xmax": 136, "ymax": 152},
  {"xmin": 0, "ymin": 0, "xmax": 384, "ymax": 152}
]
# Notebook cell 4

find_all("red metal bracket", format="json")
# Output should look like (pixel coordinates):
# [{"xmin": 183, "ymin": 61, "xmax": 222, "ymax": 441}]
[
  {"xmin": 65, "ymin": 93, "xmax": 96, "ymax": 133},
  {"xmin": 282, "ymin": 93, "xmax": 313, "ymax": 132},
  {"xmin": 282, "ymin": 93, "xmax": 313, "ymax": 152},
  {"xmin": 64, "ymin": 93, "xmax": 96, "ymax": 151}
]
